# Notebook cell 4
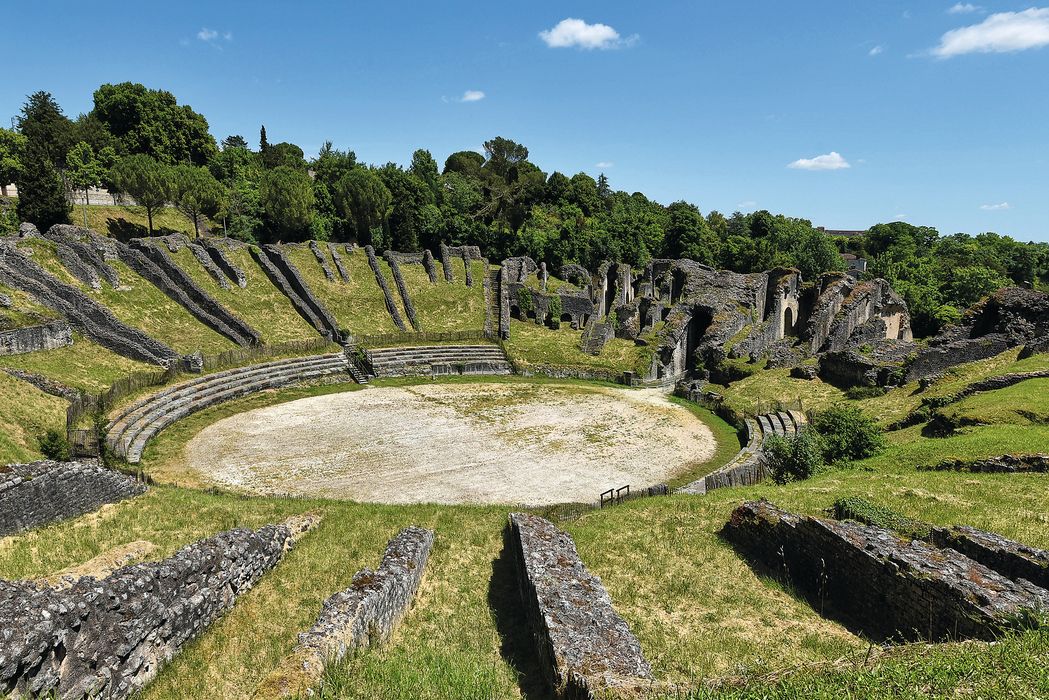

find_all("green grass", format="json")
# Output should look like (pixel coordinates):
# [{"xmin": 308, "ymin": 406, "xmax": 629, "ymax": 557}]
[
  {"xmin": 0, "ymin": 283, "xmax": 59, "ymax": 330},
  {"xmin": 666, "ymin": 397, "xmax": 744, "ymax": 489},
  {"xmin": 15, "ymin": 238, "xmax": 234, "ymax": 355},
  {"xmin": 523, "ymin": 272, "xmax": 581, "ymax": 294},
  {"xmin": 503, "ymin": 318, "xmax": 650, "ymax": 375},
  {"xmin": 0, "ymin": 369, "xmax": 67, "ymax": 464},
  {"xmin": 397, "ymin": 259, "xmax": 487, "ymax": 332},
  {"xmin": 0, "ymin": 333, "xmax": 156, "ymax": 392},
  {"xmin": 167, "ymin": 246, "xmax": 318, "ymax": 345},
  {"xmin": 940, "ymin": 377, "xmax": 1049, "ymax": 427},
  {"xmin": 284, "ymin": 246, "xmax": 400, "ymax": 335},
  {"xmin": 70, "ymin": 203, "xmax": 215, "ymax": 239}
]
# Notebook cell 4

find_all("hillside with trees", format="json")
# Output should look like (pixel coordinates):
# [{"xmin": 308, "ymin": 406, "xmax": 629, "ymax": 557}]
[{"xmin": 2, "ymin": 84, "xmax": 1047, "ymax": 337}]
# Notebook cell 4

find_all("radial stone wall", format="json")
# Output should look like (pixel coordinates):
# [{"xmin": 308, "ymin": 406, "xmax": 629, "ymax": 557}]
[
  {"xmin": 0, "ymin": 460, "xmax": 146, "ymax": 537},
  {"xmin": 0, "ymin": 518, "xmax": 314, "ymax": 700}
]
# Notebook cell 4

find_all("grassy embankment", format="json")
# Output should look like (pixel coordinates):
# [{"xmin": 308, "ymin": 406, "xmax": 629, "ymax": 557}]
[
  {"xmin": 0, "ymin": 283, "xmax": 59, "ymax": 330},
  {"xmin": 503, "ymin": 318, "xmax": 655, "ymax": 376},
  {"xmin": 71, "ymin": 203, "xmax": 213, "ymax": 239},
  {"xmin": 397, "ymin": 258, "xmax": 488, "ymax": 332},
  {"xmin": 15, "ymin": 238, "xmax": 234, "ymax": 356},
  {"xmin": 166, "ymin": 246, "xmax": 318, "ymax": 345}
]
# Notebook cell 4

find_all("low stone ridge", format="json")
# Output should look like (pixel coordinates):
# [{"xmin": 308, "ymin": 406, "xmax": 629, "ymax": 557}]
[
  {"xmin": 906, "ymin": 287, "xmax": 1049, "ymax": 382},
  {"xmin": 1, "ymin": 367, "xmax": 79, "ymax": 400},
  {"xmin": 0, "ymin": 459, "xmax": 146, "ymax": 537},
  {"xmin": 254, "ymin": 526, "xmax": 434, "ymax": 698},
  {"xmin": 187, "ymin": 241, "xmax": 231, "ymax": 289},
  {"xmin": 309, "ymin": 240, "xmax": 336, "ymax": 281},
  {"xmin": 509, "ymin": 512, "xmax": 653, "ymax": 698},
  {"xmin": 46, "ymin": 225, "xmax": 122, "ymax": 289},
  {"xmin": 364, "ymin": 345, "xmax": 512, "ymax": 378},
  {"xmin": 0, "ymin": 319, "xmax": 72, "ymax": 356},
  {"xmin": 0, "ymin": 240, "xmax": 178, "ymax": 365},
  {"xmin": 199, "ymin": 237, "xmax": 248, "ymax": 288},
  {"xmin": 722, "ymin": 500, "xmax": 1049, "ymax": 642},
  {"xmin": 384, "ymin": 251, "xmax": 420, "ymax": 330},
  {"xmin": 0, "ymin": 517, "xmax": 316, "ymax": 700},
  {"xmin": 256, "ymin": 245, "xmax": 341, "ymax": 339},
  {"xmin": 920, "ymin": 453, "xmax": 1049, "ymax": 473},
  {"xmin": 931, "ymin": 526, "xmax": 1049, "ymax": 592},
  {"xmin": 327, "ymin": 242, "xmax": 351, "ymax": 282},
  {"xmin": 365, "ymin": 245, "xmax": 407, "ymax": 331}
]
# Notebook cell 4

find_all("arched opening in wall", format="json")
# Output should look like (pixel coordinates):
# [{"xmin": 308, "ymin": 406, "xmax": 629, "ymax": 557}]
[
  {"xmin": 685, "ymin": 307, "xmax": 713, "ymax": 375},
  {"xmin": 670, "ymin": 269, "xmax": 686, "ymax": 305},
  {"xmin": 560, "ymin": 313, "xmax": 573, "ymax": 323},
  {"xmin": 783, "ymin": 307, "xmax": 795, "ymax": 337},
  {"xmin": 603, "ymin": 264, "xmax": 618, "ymax": 319},
  {"xmin": 510, "ymin": 305, "xmax": 521, "ymax": 320}
]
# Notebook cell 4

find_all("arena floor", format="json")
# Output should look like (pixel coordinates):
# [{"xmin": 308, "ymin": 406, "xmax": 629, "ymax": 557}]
[{"xmin": 183, "ymin": 382, "xmax": 716, "ymax": 505}]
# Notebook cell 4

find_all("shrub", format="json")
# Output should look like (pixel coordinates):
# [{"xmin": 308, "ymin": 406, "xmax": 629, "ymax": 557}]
[
  {"xmin": 764, "ymin": 429, "xmax": 827, "ymax": 484},
  {"xmin": 516, "ymin": 288, "xmax": 534, "ymax": 314},
  {"xmin": 844, "ymin": 385, "xmax": 887, "ymax": 400},
  {"xmin": 832, "ymin": 496, "xmax": 931, "ymax": 538},
  {"xmin": 810, "ymin": 404, "xmax": 885, "ymax": 464},
  {"xmin": 39, "ymin": 428, "xmax": 71, "ymax": 461},
  {"xmin": 546, "ymin": 294, "xmax": 563, "ymax": 327}
]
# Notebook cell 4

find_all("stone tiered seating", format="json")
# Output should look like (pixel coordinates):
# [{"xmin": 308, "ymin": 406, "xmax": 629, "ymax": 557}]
[
  {"xmin": 364, "ymin": 344, "xmax": 512, "ymax": 378},
  {"xmin": 678, "ymin": 409, "xmax": 807, "ymax": 494},
  {"xmin": 105, "ymin": 354, "xmax": 350, "ymax": 463}
]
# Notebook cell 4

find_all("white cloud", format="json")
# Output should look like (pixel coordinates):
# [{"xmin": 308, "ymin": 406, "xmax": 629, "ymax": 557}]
[
  {"xmin": 932, "ymin": 8, "xmax": 1049, "ymax": 57},
  {"xmin": 737, "ymin": 200, "xmax": 758, "ymax": 209},
  {"xmin": 595, "ymin": 161, "xmax": 614, "ymax": 169},
  {"xmin": 869, "ymin": 45, "xmax": 884, "ymax": 55},
  {"xmin": 980, "ymin": 201, "xmax": 1011, "ymax": 210},
  {"xmin": 538, "ymin": 18, "xmax": 636, "ymax": 50},
  {"xmin": 197, "ymin": 27, "xmax": 233, "ymax": 44},
  {"xmin": 787, "ymin": 151, "xmax": 851, "ymax": 171},
  {"xmin": 948, "ymin": 3, "xmax": 983, "ymax": 14},
  {"xmin": 461, "ymin": 90, "xmax": 485, "ymax": 102},
  {"xmin": 894, "ymin": 213, "xmax": 909, "ymax": 220}
]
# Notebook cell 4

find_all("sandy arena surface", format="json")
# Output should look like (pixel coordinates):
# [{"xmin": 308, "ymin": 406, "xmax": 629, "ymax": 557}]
[{"xmin": 183, "ymin": 382, "xmax": 716, "ymax": 505}]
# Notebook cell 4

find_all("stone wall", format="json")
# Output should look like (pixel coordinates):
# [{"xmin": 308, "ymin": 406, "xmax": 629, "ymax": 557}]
[
  {"xmin": 199, "ymin": 238, "xmax": 248, "ymax": 288},
  {"xmin": 365, "ymin": 245, "xmax": 407, "ymax": 331},
  {"xmin": 384, "ymin": 251, "xmax": 420, "ymax": 330},
  {"xmin": 254, "ymin": 526, "xmax": 434, "ymax": 698},
  {"xmin": 931, "ymin": 526, "xmax": 1049, "ymax": 592},
  {"xmin": 509, "ymin": 513, "xmax": 652, "ymax": 699},
  {"xmin": 0, "ymin": 517, "xmax": 316, "ymax": 700},
  {"xmin": 0, "ymin": 319, "xmax": 72, "ymax": 356},
  {"xmin": 0, "ymin": 241, "xmax": 178, "ymax": 365},
  {"xmin": 0, "ymin": 459, "xmax": 147, "ymax": 537},
  {"xmin": 258, "ymin": 245, "xmax": 342, "ymax": 339},
  {"xmin": 722, "ymin": 500, "xmax": 1049, "ymax": 642},
  {"xmin": 309, "ymin": 240, "xmax": 336, "ymax": 281},
  {"xmin": 919, "ymin": 453, "xmax": 1049, "ymax": 473}
]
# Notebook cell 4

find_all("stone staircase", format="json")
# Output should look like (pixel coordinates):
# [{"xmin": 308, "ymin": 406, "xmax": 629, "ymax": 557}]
[
  {"xmin": 105, "ymin": 354, "xmax": 351, "ymax": 463},
  {"xmin": 678, "ymin": 409, "xmax": 807, "ymax": 495},
  {"xmin": 364, "ymin": 345, "xmax": 512, "ymax": 378}
]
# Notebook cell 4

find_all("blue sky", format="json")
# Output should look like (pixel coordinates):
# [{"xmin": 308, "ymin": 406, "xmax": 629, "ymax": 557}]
[{"xmin": 4, "ymin": 1, "xmax": 1048, "ymax": 241}]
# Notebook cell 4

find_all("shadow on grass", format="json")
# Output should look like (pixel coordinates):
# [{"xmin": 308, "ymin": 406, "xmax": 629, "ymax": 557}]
[
  {"xmin": 106, "ymin": 218, "xmax": 183, "ymax": 241},
  {"xmin": 488, "ymin": 526, "xmax": 548, "ymax": 700}
]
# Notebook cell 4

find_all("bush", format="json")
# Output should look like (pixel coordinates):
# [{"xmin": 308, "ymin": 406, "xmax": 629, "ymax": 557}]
[
  {"xmin": 832, "ymin": 496, "xmax": 931, "ymax": 538},
  {"xmin": 844, "ymin": 385, "xmax": 887, "ymax": 400},
  {"xmin": 764, "ymin": 429, "xmax": 827, "ymax": 484},
  {"xmin": 516, "ymin": 288, "xmax": 534, "ymax": 314},
  {"xmin": 546, "ymin": 294, "xmax": 563, "ymax": 327},
  {"xmin": 810, "ymin": 405, "xmax": 885, "ymax": 464},
  {"xmin": 39, "ymin": 428, "xmax": 71, "ymax": 461}
]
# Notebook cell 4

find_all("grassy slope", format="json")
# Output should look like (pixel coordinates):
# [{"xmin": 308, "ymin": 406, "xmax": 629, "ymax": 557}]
[
  {"xmin": 504, "ymin": 318, "xmax": 650, "ymax": 375},
  {"xmin": 71, "ymin": 203, "xmax": 213, "ymax": 239},
  {"xmin": 284, "ymin": 246, "xmax": 399, "ymax": 335},
  {"xmin": 167, "ymin": 246, "xmax": 318, "ymax": 345},
  {"xmin": 0, "ymin": 333, "xmax": 155, "ymax": 392},
  {"xmin": 0, "ymin": 370, "xmax": 67, "ymax": 464},
  {"xmin": 398, "ymin": 258, "xmax": 487, "ymax": 332},
  {"xmin": 15, "ymin": 238, "xmax": 234, "ymax": 355},
  {"xmin": 0, "ymin": 283, "xmax": 59, "ymax": 330}
]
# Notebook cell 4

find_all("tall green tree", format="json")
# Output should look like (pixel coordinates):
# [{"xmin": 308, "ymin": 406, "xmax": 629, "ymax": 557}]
[
  {"xmin": 169, "ymin": 164, "xmax": 227, "ymax": 237},
  {"xmin": 409, "ymin": 149, "xmax": 440, "ymax": 200},
  {"xmin": 665, "ymin": 201, "xmax": 718, "ymax": 264},
  {"xmin": 66, "ymin": 141, "xmax": 103, "ymax": 227},
  {"xmin": 14, "ymin": 92, "xmax": 74, "ymax": 229},
  {"xmin": 0, "ymin": 128, "xmax": 26, "ymax": 198},
  {"xmin": 259, "ymin": 166, "xmax": 314, "ymax": 240},
  {"xmin": 91, "ymin": 82, "xmax": 217, "ymax": 165},
  {"xmin": 333, "ymin": 167, "xmax": 393, "ymax": 247},
  {"xmin": 109, "ymin": 154, "xmax": 171, "ymax": 235}
]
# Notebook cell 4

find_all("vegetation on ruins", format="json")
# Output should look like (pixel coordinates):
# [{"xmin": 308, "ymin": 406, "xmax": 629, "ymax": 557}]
[{"xmin": 4, "ymin": 85, "xmax": 1048, "ymax": 335}]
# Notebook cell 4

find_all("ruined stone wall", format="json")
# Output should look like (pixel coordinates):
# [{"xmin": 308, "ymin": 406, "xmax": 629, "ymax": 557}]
[
  {"xmin": 509, "ymin": 513, "xmax": 652, "ymax": 699},
  {"xmin": 262, "ymin": 245, "xmax": 342, "ymax": 339},
  {"xmin": 365, "ymin": 245, "xmax": 407, "ymax": 331},
  {"xmin": 327, "ymin": 243, "xmax": 351, "ymax": 282},
  {"xmin": 309, "ymin": 240, "xmax": 336, "ymax": 281},
  {"xmin": 723, "ymin": 500, "xmax": 1049, "ymax": 642},
  {"xmin": 0, "ymin": 320, "xmax": 72, "ymax": 356},
  {"xmin": 199, "ymin": 238, "xmax": 248, "ymax": 288},
  {"xmin": 255, "ymin": 527, "xmax": 434, "ymax": 698},
  {"xmin": 0, "ymin": 241, "xmax": 178, "ymax": 366},
  {"xmin": 0, "ymin": 519, "xmax": 313, "ymax": 700},
  {"xmin": 384, "ymin": 251, "xmax": 420, "ymax": 330},
  {"xmin": 0, "ymin": 460, "xmax": 146, "ymax": 537}
]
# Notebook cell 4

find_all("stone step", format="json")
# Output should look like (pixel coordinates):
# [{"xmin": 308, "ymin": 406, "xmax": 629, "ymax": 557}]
[
  {"xmin": 122, "ymin": 364, "xmax": 347, "ymax": 463},
  {"xmin": 106, "ymin": 354, "xmax": 344, "ymax": 436},
  {"xmin": 777, "ymin": 411, "xmax": 797, "ymax": 435}
]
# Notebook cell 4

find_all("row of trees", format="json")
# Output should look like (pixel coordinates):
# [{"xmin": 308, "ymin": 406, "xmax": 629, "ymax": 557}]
[{"xmin": 3, "ymin": 83, "xmax": 1047, "ymax": 336}]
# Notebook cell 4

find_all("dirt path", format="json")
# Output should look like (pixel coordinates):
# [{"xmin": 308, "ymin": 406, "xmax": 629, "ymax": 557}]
[{"xmin": 184, "ymin": 382, "xmax": 715, "ymax": 505}]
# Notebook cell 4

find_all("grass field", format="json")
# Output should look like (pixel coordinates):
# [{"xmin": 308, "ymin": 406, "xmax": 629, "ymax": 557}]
[
  {"xmin": 284, "ymin": 246, "xmax": 400, "ymax": 335},
  {"xmin": 0, "ymin": 283, "xmax": 59, "ymax": 330},
  {"xmin": 504, "ymin": 318, "xmax": 652, "ymax": 375},
  {"xmin": 70, "ymin": 203, "xmax": 215, "ymax": 240},
  {"xmin": 167, "ymin": 246, "xmax": 318, "ymax": 345},
  {"xmin": 397, "ymin": 258, "xmax": 487, "ymax": 332},
  {"xmin": 0, "ymin": 369, "xmax": 67, "ymax": 464},
  {"xmin": 0, "ymin": 333, "xmax": 155, "ymax": 392}
]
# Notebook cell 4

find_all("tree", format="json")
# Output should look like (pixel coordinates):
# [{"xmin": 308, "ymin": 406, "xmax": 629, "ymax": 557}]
[
  {"xmin": 66, "ymin": 142, "xmax": 103, "ymax": 227},
  {"xmin": 0, "ymin": 128, "xmax": 26, "ymax": 198},
  {"xmin": 482, "ymin": 137, "xmax": 528, "ymax": 180},
  {"xmin": 262, "ymin": 142, "xmax": 306, "ymax": 170},
  {"xmin": 109, "ymin": 154, "xmax": 171, "ymax": 235},
  {"xmin": 259, "ymin": 166, "xmax": 314, "ymax": 240},
  {"xmin": 259, "ymin": 125, "xmax": 269, "ymax": 153},
  {"xmin": 443, "ymin": 150, "xmax": 484, "ymax": 178},
  {"xmin": 333, "ymin": 167, "xmax": 393, "ymax": 246},
  {"xmin": 169, "ymin": 164, "xmax": 226, "ymax": 237},
  {"xmin": 17, "ymin": 92, "xmax": 74, "ymax": 166},
  {"xmin": 91, "ymin": 82, "xmax": 217, "ymax": 165},
  {"xmin": 665, "ymin": 201, "xmax": 717, "ymax": 264},
  {"xmin": 14, "ymin": 138, "xmax": 70, "ymax": 230},
  {"xmin": 222, "ymin": 134, "xmax": 249, "ymax": 150},
  {"xmin": 792, "ymin": 227, "xmax": 845, "ymax": 279},
  {"xmin": 409, "ymin": 149, "xmax": 440, "ymax": 200}
]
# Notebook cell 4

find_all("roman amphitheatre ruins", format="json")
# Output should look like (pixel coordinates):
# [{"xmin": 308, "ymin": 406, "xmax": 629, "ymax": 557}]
[{"xmin": 1, "ymin": 223, "xmax": 1047, "ymax": 699}]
